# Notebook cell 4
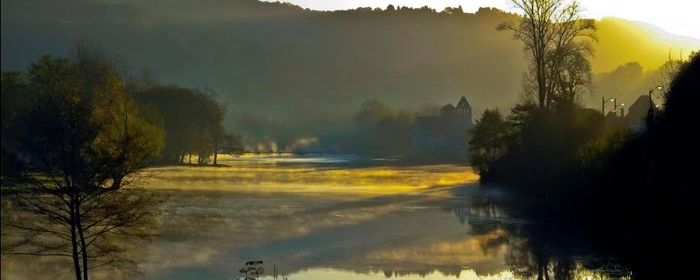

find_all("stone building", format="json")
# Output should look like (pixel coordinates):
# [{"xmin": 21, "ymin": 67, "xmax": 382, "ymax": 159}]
[{"xmin": 411, "ymin": 96, "xmax": 473, "ymax": 161}]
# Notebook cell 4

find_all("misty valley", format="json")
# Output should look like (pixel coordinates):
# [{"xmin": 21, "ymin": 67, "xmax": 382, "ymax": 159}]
[{"xmin": 2, "ymin": 0, "xmax": 698, "ymax": 279}]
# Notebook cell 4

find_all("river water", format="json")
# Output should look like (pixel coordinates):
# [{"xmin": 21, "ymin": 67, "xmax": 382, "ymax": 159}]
[{"xmin": 1, "ymin": 154, "xmax": 630, "ymax": 280}]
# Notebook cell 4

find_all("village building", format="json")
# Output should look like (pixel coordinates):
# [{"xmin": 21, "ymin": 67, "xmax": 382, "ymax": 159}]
[
  {"xmin": 624, "ymin": 95, "xmax": 656, "ymax": 131},
  {"xmin": 411, "ymin": 96, "xmax": 473, "ymax": 161}
]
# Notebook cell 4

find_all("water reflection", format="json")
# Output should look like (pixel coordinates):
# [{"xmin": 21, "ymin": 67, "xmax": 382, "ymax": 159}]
[
  {"xmin": 1, "ymin": 155, "xmax": 631, "ymax": 279},
  {"xmin": 142, "ymin": 190, "xmax": 506, "ymax": 279},
  {"xmin": 454, "ymin": 186, "xmax": 632, "ymax": 280},
  {"xmin": 142, "ymin": 154, "xmax": 478, "ymax": 196}
]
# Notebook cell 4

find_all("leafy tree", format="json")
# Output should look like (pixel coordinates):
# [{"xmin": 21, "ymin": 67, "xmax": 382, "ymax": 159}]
[
  {"xmin": 353, "ymin": 100, "xmax": 414, "ymax": 156},
  {"xmin": 560, "ymin": 47, "xmax": 698, "ymax": 280},
  {"xmin": 239, "ymin": 260, "xmax": 264, "ymax": 280},
  {"xmin": 220, "ymin": 133, "xmax": 245, "ymax": 156},
  {"xmin": 191, "ymin": 89, "xmax": 225, "ymax": 164},
  {"xmin": 1, "ymin": 44, "xmax": 164, "ymax": 280},
  {"xmin": 1, "ymin": 71, "xmax": 31, "ymax": 176},
  {"xmin": 135, "ymin": 86, "xmax": 226, "ymax": 164},
  {"xmin": 353, "ymin": 99, "xmax": 396, "ymax": 130},
  {"xmin": 469, "ymin": 109, "xmax": 510, "ymax": 175},
  {"xmin": 482, "ymin": 0, "xmax": 599, "ymax": 185}
]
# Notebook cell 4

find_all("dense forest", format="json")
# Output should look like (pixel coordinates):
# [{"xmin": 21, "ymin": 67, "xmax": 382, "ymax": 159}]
[{"xmin": 2, "ymin": 0, "xmax": 698, "ymax": 151}]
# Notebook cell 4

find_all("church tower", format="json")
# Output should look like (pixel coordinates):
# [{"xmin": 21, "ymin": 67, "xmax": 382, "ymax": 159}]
[{"xmin": 456, "ymin": 96, "xmax": 472, "ymax": 125}]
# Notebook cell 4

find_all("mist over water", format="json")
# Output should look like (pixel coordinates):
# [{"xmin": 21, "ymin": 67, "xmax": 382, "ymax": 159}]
[
  {"xmin": 0, "ymin": 154, "xmax": 630, "ymax": 279},
  {"xmin": 142, "ymin": 154, "xmax": 478, "ymax": 195}
]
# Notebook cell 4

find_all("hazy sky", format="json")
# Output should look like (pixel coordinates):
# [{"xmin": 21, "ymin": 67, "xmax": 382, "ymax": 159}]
[{"xmin": 264, "ymin": 0, "xmax": 700, "ymax": 39}]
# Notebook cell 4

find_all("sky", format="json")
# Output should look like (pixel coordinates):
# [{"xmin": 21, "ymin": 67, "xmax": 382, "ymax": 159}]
[{"xmin": 263, "ymin": 0, "xmax": 700, "ymax": 39}]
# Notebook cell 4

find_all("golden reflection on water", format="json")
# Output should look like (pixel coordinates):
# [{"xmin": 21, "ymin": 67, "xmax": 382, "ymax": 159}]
[
  {"xmin": 141, "ymin": 155, "xmax": 479, "ymax": 196},
  {"xmin": 2, "ymin": 155, "xmax": 630, "ymax": 280}
]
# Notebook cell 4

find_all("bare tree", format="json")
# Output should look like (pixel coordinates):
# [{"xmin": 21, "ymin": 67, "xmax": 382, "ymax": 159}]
[
  {"xmin": 1, "ymin": 42, "xmax": 164, "ymax": 280},
  {"xmin": 549, "ymin": 41, "xmax": 593, "ymax": 104},
  {"xmin": 499, "ymin": 0, "xmax": 596, "ymax": 109},
  {"xmin": 650, "ymin": 51, "xmax": 691, "ymax": 106}
]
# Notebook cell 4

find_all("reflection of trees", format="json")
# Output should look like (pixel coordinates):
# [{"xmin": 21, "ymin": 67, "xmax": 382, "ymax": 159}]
[
  {"xmin": 454, "ymin": 196, "xmax": 628, "ymax": 280},
  {"xmin": 504, "ymin": 238, "xmax": 576, "ymax": 280}
]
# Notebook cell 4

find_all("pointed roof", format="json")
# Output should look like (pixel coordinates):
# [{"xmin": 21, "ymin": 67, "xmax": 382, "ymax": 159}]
[
  {"xmin": 626, "ymin": 95, "xmax": 655, "ymax": 123},
  {"xmin": 629, "ymin": 95, "xmax": 654, "ymax": 111},
  {"xmin": 456, "ymin": 96, "xmax": 470, "ymax": 110}
]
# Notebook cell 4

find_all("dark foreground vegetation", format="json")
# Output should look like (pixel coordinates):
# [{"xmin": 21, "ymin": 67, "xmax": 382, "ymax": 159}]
[
  {"xmin": 468, "ymin": 1, "xmax": 699, "ymax": 278},
  {"xmin": 0, "ymin": 42, "xmax": 162, "ymax": 280},
  {"xmin": 472, "ymin": 53, "xmax": 698, "ymax": 280},
  {"xmin": 0, "ymin": 41, "xmax": 243, "ymax": 279}
]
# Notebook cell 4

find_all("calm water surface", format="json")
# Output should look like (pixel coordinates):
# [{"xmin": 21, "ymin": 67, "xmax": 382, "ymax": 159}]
[{"xmin": 1, "ymin": 154, "xmax": 629, "ymax": 279}]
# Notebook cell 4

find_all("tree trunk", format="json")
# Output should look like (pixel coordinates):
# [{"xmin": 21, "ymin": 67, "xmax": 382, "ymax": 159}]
[
  {"xmin": 76, "ymin": 199, "xmax": 90, "ymax": 280},
  {"xmin": 537, "ymin": 55, "xmax": 547, "ymax": 109},
  {"xmin": 70, "ymin": 195, "xmax": 83, "ymax": 280},
  {"xmin": 213, "ymin": 141, "xmax": 218, "ymax": 166}
]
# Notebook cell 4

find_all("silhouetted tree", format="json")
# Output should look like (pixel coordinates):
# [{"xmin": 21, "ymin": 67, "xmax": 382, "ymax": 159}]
[
  {"xmin": 221, "ymin": 133, "xmax": 245, "ymax": 156},
  {"xmin": 499, "ymin": 0, "xmax": 596, "ymax": 109},
  {"xmin": 649, "ymin": 54, "xmax": 684, "ymax": 105},
  {"xmin": 239, "ymin": 260, "xmax": 264, "ymax": 280},
  {"xmin": 0, "ymin": 43, "xmax": 164, "ymax": 280},
  {"xmin": 134, "ymin": 86, "xmax": 226, "ymax": 164},
  {"xmin": 469, "ymin": 109, "xmax": 510, "ymax": 175},
  {"xmin": 353, "ymin": 100, "xmax": 414, "ymax": 156},
  {"xmin": 472, "ymin": 53, "xmax": 699, "ymax": 279},
  {"xmin": 1, "ymin": 71, "xmax": 31, "ymax": 176}
]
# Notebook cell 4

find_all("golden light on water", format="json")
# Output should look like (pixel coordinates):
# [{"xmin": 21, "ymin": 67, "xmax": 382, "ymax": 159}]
[
  {"xmin": 141, "ymin": 155, "xmax": 479, "ymax": 196},
  {"xmin": 4, "ymin": 154, "xmax": 636, "ymax": 279}
]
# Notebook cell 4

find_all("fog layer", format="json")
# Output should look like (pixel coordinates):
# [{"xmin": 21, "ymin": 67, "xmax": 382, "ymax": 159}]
[{"xmin": 2, "ymin": 0, "xmax": 698, "ymax": 147}]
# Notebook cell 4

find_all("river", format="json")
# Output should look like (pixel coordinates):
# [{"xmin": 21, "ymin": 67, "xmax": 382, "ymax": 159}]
[{"xmin": 1, "ymin": 154, "xmax": 630, "ymax": 280}]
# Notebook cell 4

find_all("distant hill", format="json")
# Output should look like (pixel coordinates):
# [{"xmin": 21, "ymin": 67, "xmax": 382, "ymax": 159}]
[
  {"xmin": 2, "ymin": 0, "xmax": 698, "ymax": 146},
  {"xmin": 595, "ymin": 17, "xmax": 699, "ymax": 72}
]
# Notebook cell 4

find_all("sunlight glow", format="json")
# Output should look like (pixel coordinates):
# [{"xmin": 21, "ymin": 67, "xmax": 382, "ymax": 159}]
[
  {"xmin": 583, "ymin": 0, "xmax": 700, "ymax": 39},
  {"xmin": 140, "ymin": 154, "xmax": 479, "ymax": 196},
  {"xmin": 265, "ymin": 0, "xmax": 700, "ymax": 39}
]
